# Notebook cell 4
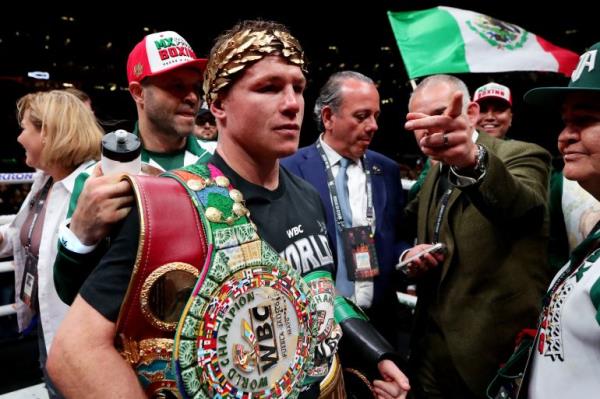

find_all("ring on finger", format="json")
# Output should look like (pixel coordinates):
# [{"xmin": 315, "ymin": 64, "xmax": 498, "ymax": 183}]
[{"xmin": 443, "ymin": 133, "xmax": 449, "ymax": 146}]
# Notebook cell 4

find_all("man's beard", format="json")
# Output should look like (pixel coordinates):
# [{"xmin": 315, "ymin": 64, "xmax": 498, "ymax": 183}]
[{"xmin": 147, "ymin": 108, "xmax": 192, "ymax": 140}]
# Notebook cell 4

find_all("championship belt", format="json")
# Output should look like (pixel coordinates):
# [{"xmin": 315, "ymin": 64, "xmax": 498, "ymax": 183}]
[
  {"xmin": 318, "ymin": 355, "xmax": 346, "ymax": 399},
  {"xmin": 117, "ymin": 163, "xmax": 319, "ymax": 398},
  {"xmin": 117, "ymin": 172, "xmax": 208, "ymax": 398}
]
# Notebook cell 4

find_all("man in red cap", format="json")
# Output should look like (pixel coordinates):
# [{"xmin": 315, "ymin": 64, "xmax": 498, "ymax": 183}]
[
  {"xmin": 473, "ymin": 82, "xmax": 514, "ymax": 139},
  {"xmin": 53, "ymin": 31, "xmax": 211, "ymax": 305}
]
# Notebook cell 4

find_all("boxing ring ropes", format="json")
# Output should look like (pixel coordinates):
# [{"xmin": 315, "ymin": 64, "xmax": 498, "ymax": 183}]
[
  {"xmin": 0, "ymin": 173, "xmax": 35, "ymax": 318},
  {"xmin": 0, "ymin": 173, "xmax": 417, "ymax": 319}
]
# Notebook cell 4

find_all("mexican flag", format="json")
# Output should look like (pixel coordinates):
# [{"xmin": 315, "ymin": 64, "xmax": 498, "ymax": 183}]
[{"xmin": 387, "ymin": 6, "xmax": 579, "ymax": 79}]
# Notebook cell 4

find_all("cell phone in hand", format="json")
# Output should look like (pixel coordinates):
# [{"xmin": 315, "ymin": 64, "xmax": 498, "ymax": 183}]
[{"xmin": 396, "ymin": 243, "xmax": 446, "ymax": 272}]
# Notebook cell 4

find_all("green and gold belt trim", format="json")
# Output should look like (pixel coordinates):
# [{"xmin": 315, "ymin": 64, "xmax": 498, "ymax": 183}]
[{"xmin": 168, "ymin": 164, "xmax": 318, "ymax": 399}]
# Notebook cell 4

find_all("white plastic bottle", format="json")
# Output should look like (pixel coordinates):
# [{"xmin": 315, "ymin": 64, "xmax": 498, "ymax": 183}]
[{"xmin": 101, "ymin": 129, "xmax": 142, "ymax": 175}]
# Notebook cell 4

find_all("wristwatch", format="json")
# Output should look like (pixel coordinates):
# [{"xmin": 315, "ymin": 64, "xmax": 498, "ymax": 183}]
[{"xmin": 449, "ymin": 144, "xmax": 488, "ymax": 187}]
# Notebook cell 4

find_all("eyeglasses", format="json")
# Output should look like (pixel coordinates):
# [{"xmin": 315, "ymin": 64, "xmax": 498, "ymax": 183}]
[{"xmin": 195, "ymin": 116, "xmax": 216, "ymax": 125}]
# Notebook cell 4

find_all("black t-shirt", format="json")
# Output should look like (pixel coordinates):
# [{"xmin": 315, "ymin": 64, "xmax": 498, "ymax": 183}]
[
  {"xmin": 79, "ymin": 153, "xmax": 335, "ymax": 322},
  {"xmin": 212, "ymin": 154, "xmax": 334, "ymax": 277}
]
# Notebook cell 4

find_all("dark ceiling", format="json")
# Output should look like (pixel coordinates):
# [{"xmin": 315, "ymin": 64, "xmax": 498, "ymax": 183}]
[
  {"xmin": 0, "ymin": 2, "xmax": 597, "ymax": 171},
  {"xmin": 2, "ymin": 2, "xmax": 595, "ymax": 81}
]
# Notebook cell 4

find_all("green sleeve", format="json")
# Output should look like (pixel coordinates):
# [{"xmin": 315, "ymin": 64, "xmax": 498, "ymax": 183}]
[{"xmin": 67, "ymin": 172, "xmax": 91, "ymax": 218}]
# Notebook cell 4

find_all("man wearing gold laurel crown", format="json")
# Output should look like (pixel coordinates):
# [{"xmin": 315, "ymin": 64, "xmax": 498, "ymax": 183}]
[{"xmin": 48, "ymin": 20, "xmax": 410, "ymax": 399}]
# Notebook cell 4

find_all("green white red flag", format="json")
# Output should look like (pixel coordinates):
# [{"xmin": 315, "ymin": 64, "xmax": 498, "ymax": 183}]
[{"xmin": 387, "ymin": 6, "xmax": 579, "ymax": 79}]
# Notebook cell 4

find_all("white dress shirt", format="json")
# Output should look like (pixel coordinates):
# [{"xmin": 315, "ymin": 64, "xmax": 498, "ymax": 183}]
[
  {"xmin": 319, "ymin": 136, "xmax": 375, "ymax": 308},
  {"xmin": 0, "ymin": 160, "xmax": 94, "ymax": 352}
]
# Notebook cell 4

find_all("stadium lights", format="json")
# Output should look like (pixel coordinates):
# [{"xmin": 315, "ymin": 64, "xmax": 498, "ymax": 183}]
[{"xmin": 27, "ymin": 71, "xmax": 50, "ymax": 80}]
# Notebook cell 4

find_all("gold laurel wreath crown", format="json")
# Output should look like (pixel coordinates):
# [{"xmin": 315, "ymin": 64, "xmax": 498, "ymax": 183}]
[{"xmin": 203, "ymin": 29, "xmax": 307, "ymax": 105}]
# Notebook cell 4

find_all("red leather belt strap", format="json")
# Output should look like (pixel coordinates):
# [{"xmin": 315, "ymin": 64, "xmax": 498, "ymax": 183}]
[{"xmin": 116, "ymin": 174, "xmax": 208, "ymax": 343}]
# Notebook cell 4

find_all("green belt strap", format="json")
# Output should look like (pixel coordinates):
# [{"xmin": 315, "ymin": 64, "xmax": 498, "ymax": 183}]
[{"xmin": 334, "ymin": 295, "xmax": 368, "ymax": 324}]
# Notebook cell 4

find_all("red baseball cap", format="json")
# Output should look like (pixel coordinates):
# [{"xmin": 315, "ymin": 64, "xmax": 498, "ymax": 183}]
[
  {"xmin": 473, "ymin": 83, "xmax": 512, "ymax": 106},
  {"xmin": 126, "ymin": 31, "xmax": 207, "ymax": 84}
]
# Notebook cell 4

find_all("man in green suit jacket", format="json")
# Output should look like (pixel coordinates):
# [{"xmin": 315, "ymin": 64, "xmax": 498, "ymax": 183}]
[{"xmin": 401, "ymin": 75, "xmax": 553, "ymax": 398}]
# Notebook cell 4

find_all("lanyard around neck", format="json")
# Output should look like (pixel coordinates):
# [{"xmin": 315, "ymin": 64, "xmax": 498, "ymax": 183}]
[
  {"xmin": 25, "ymin": 178, "xmax": 53, "ymax": 251},
  {"xmin": 433, "ymin": 187, "xmax": 452, "ymax": 243},
  {"xmin": 315, "ymin": 140, "xmax": 373, "ymax": 230}
]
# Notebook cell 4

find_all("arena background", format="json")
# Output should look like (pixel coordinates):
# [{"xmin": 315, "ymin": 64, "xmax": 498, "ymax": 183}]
[
  {"xmin": 0, "ymin": 0, "xmax": 596, "ymax": 393},
  {"xmin": 0, "ymin": 1, "xmax": 596, "ymax": 174}
]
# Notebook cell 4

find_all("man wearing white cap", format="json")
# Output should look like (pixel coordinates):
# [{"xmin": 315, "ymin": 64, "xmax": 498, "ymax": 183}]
[
  {"xmin": 53, "ymin": 31, "xmax": 211, "ymax": 305},
  {"xmin": 473, "ymin": 82, "xmax": 513, "ymax": 139}
]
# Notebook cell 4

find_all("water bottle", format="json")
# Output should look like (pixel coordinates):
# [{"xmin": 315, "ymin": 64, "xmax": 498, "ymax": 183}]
[{"xmin": 101, "ymin": 129, "xmax": 142, "ymax": 175}]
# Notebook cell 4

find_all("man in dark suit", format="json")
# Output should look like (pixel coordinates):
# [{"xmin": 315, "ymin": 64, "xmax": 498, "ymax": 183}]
[
  {"xmin": 402, "ymin": 74, "xmax": 553, "ymax": 398},
  {"xmin": 282, "ymin": 71, "xmax": 409, "ymax": 346}
]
